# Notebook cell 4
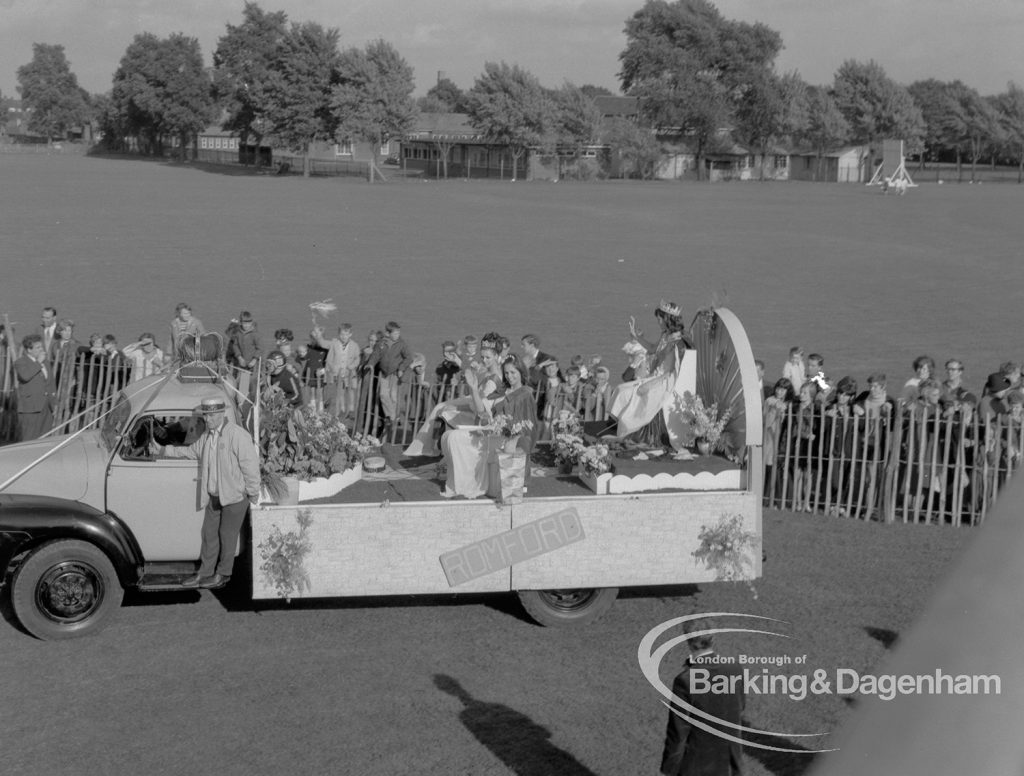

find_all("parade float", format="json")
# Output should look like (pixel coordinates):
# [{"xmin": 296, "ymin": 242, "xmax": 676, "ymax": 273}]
[{"xmin": 0, "ymin": 307, "xmax": 762, "ymax": 639}]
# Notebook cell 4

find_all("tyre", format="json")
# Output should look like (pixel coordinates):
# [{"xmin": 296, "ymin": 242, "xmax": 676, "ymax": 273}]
[
  {"xmin": 11, "ymin": 540, "xmax": 123, "ymax": 640},
  {"xmin": 517, "ymin": 587, "xmax": 618, "ymax": 627}
]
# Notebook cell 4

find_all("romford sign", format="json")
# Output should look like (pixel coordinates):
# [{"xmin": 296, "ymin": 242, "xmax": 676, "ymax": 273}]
[{"xmin": 439, "ymin": 508, "xmax": 585, "ymax": 587}]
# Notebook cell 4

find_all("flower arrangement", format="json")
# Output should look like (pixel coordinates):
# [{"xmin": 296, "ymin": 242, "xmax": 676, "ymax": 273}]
[
  {"xmin": 682, "ymin": 392, "xmax": 733, "ymax": 452},
  {"xmin": 259, "ymin": 386, "xmax": 379, "ymax": 500},
  {"xmin": 487, "ymin": 413, "xmax": 534, "ymax": 439},
  {"xmin": 578, "ymin": 442, "xmax": 612, "ymax": 477},
  {"xmin": 551, "ymin": 410, "xmax": 586, "ymax": 465},
  {"xmin": 692, "ymin": 513, "xmax": 759, "ymax": 598},
  {"xmin": 257, "ymin": 508, "xmax": 313, "ymax": 601}
]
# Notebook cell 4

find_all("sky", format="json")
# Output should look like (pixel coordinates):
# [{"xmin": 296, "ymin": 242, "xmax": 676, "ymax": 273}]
[{"xmin": 1, "ymin": 0, "xmax": 1022, "ymax": 100}]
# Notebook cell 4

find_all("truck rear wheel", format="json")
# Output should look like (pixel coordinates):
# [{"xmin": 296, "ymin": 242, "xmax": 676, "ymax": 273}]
[
  {"xmin": 517, "ymin": 587, "xmax": 618, "ymax": 627},
  {"xmin": 11, "ymin": 540, "xmax": 123, "ymax": 640}
]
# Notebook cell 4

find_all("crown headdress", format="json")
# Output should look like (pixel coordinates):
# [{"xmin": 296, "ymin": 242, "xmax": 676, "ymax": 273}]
[{"xmin": 658, "ymin": 299, "xmax": 682, "ymax": 317}]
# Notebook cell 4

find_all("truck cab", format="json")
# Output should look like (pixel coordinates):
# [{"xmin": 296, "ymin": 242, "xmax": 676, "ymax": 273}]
[{"xmin": 0, "ymin": 371, "xmax": 242, "ymax": 639}]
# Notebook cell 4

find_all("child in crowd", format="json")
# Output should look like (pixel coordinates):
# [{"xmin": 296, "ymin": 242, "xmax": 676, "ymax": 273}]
[
  {"xmin": 570, "ymin": 355, "xmax": 588, "ymax": 382},
  {"xmin": 782, "ymin": 346, "xmax": 806, "ymax": 391},
  {"xmin": 435, "ymin": 340, "xmax": 463, "ymax": 402},
  {"xmin": 621, "ymin": 340, "xmax": 649, "ymax": 382},
  {"xmin": 806, "ymin": 353, "xmax": 830, "ymax": 402},
  {"xmin": 583, "ymin": 365, "xmax": 612, "ymax": 420},
  {"xmin": 587, "ymin": 354, "xmax": 603, "ymax": 385},
  {"xmin": 458, "ymin": 335, "xmax": 481, "ymax": 377},
  {"xmin": 557, "ymin": 365, "xmax": 586, "ymax": 417},
  {"xmin": 102, "ymin": 334, "xmax": 121, "ymax": 358}
]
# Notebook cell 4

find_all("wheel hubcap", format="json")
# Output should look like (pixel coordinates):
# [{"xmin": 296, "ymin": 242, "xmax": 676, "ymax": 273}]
[
  {"xmin": 538, "ymin": 589, "xmax": 596, "ymax": 611},
  {"xmin": 36, "ymin": 562, "xmax": 104, "ymax": 623}
]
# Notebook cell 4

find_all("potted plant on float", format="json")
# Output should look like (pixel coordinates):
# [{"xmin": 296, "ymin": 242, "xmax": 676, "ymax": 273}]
[
  {"xmin": 551, "ymin": 410, "xmax": 586, "ymax": 474},
  {"xmin": 259, "ymin": 387, "xmax": 378, "ymax": 504},
  {"xmin": 682, "ymin": 393, "xmax": 732, "ymax": 456},
  {"xmin": 576, "ymin": 442, "xmax": 612, "ymax": 494}
]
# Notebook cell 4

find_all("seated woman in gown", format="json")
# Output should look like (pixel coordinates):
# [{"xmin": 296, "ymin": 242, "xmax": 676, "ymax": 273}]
[
  {"xmin": 609, "ymin": 300, "xmax": 694, "ymax": 448},
  {"xmin": 404, "ymin": 345, "xmax": 504, "ymax": 457},
  {"xmin": 440, "ymin": 357, "xmax": 537, "ymax": 499}
]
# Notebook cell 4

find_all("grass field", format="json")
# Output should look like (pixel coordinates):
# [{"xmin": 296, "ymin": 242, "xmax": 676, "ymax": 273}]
[
  {"xmin": 2, "ymin": 153, "xmax": 1022, "ymax": 394},
  {"xmin": 0, "ymin": 511, "xmax": 971, "ymax": 776},
  {"xmin": 0, "ymin": 153, "xmax": 1010, "ymax": 774}
]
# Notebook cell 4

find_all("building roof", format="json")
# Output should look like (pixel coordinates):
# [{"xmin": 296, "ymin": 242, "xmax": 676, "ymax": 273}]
[
  {"xmin": 593, "ymin": 96, "xmax": 638, "ymax": 117},
  {"xmin": 405, "ymin": 112, "xmax": 482, "ymax": 141}
]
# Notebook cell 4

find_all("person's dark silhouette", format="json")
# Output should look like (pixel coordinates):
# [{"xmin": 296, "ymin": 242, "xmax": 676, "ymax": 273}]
[{"xmin": 433, "ymin": 674, "xmax": 597, "ymax": 776}]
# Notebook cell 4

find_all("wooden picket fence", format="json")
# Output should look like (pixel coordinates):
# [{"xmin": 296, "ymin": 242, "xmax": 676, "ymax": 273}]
[
  {"xmin": 3, "ymin": 347, "xmax": 1015, "ymax": 527},
  {"xmin": 763, "ymin": 402, "xmax": 1021, "ymax": 525}
]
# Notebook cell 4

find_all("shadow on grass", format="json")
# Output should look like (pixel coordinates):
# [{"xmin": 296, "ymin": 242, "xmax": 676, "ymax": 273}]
[
  {"xmin": 864, "ymin": 625, "xmax": 899, "ymax": 649},
  {"xmin": 742, "ymin": 724, "xmax": 821, "ymax": 776},
  {"xmin": 434, "ymin": 674, "xmax": 597, "ymax": 776}
]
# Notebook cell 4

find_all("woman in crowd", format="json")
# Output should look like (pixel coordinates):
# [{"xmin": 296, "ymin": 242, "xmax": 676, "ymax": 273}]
[
  {"xmin": 792, "ymin": 380, "xmax": 821, "ymax": 511},
  {"xmin": 441, "ymin": 358, "xmax": 536, "ymax": 499},
  {"xmin": 824, "ymin": 376, "xmax": 858, "ymax": 515},
  {"xmin": 763, "ymin": 377, "xmax": 795, "ymax": 499},
  {"xmin": 901, "ymin": 355, "xmax": 935, "ymax": 402},
  {"xmin": 609, "ymin": 300, "xmax": 692, "ymax": 448}
]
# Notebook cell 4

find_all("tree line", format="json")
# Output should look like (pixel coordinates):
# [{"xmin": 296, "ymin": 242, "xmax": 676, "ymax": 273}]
[{"xmin": 8, "ymin": 0, "xmax": 1024, "ymax": 181}]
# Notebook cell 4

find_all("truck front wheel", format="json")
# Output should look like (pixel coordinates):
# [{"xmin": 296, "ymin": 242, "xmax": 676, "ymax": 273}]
[
  {"xmin": 11, "ymin": 540, "xmax": 123, "ymax": 640},
  {"xmin": 517, "ymin": 587, "xmax": 618, "ymax": 627}
]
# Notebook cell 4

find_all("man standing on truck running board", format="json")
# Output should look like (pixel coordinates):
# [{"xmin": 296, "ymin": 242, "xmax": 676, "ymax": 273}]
[{"xmin": 153, "ymin": 397, "xmax": 261, "ymax": 589}]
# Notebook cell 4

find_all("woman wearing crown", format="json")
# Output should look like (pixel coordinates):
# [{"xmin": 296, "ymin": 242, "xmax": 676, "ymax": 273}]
[{"xmin": 608, "ymin": 300, "xmax": 694, "ymax": 448}]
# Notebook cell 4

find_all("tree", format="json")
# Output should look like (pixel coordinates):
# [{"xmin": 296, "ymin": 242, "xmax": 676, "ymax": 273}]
[
  {"xmin": 941, "ymin": 82, "xmax": 1000, "ymax": 182},
  {"xmin": 551, "ymin": 82, "xmax": 603, "ymax": 146},
  {"xmin": 466, "ymin": 61, "xmax": 553, "ymax": 180},
  {"xmin": 832, "ymin": 60, "xmax": 924, "ymax": 162},
  {"xmin": 601, "ymin": 116, "xmax": 662, "ymax": 179},
  {"xmin": 331, "ymin": 39, "xmax": 417, "ymax": 182},
  {"xmin": 213, "ymin": 2, "xmax": 289, "ymax": 167},
  {"xmin": 993, "ymin": 82, "xmax": 1024, "ymax": 183},
  {"xmin": 425, "ymin": 77, "xmax": 468, "ymax": 112},
  {"xmin": 110, "ymin": 33, "xmax": 214, "ymax": 159},
  {"xmin": 16, "ymin": 43, "xmax": 90, "ymax": 141},
  {"xmin": 795, "ymin": 85, "xmax": 850, "ymax": 181},
  {"xmin": 619, "ymin": 0, "xmax": 782, "ymax": 180},
  {"xmin": 908, "ymin": 78, "xmax": 958, "ymax": 169},
  {"xmin": 733, "ymin": 70, "xmax": 808, "ymax": 180},
  {"xmin": 580, "ymin": 84, "xmax": 614, "ymax": 100},
  {"xmin": 416, "ymin": 94, "xmax": 449, "ymax": 113},
  {"xmin": 262, "ymin": 21, "xmax": 341, "ymax": 176}
]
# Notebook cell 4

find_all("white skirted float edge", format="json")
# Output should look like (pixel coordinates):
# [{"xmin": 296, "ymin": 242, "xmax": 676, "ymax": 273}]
[{"xmin": 250, "ymin": 489, "xmax": 761, "ymax": 599}]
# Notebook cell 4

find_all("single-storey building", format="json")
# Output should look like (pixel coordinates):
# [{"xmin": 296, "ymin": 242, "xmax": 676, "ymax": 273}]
[
  {"xmin": 789, "ymin": 146, "xmax": 869, "ymax": 183},
  {"xmin": 401, "ymin": 113, "xmax": 525, "ymax": 180}
]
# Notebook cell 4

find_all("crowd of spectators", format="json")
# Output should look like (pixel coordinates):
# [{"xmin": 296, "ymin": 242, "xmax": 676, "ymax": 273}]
[
  {"xmin": 757, "ymin": 347, "xmax": 1024, "ymax": 424},
  {"xmin": 759, "ymin": 346, "xmax": 1024, "ymax": 518},
  {"xmin": 3, "ymin": 303, "xmax": 633, "ymax": 440}
]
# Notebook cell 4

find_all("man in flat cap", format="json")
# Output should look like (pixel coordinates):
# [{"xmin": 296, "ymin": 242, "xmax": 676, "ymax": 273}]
[{"xmin": 155, "ymin": 397, "xmax": 261, "ymax": 589}]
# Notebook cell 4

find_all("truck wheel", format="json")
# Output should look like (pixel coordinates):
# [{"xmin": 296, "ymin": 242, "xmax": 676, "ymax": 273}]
[
  {"xmin": 11, "ymin": 540, "xmax": 123, "ymax": 640},
  {"xmin": 517, "ymin": 587, "xmax": 618, "ymax": 627}
]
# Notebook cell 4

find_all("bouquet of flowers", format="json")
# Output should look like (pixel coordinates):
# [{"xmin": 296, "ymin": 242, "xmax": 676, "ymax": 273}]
[
  {"xmin": 551, "ymin": 410, "xmax": 586, "ymax": 465},
  {"xmin": 692, "ymin": 513, "xmax": 759, "ymax": 598},
  {"xmin": 682, "ymin": 393, "xmax": 732, "ymax": 452},
  {"xmin": 489, "ymin": 414, "xmax": 534, "ymax": 439},
  {"xmin": 578, "ymin": 443, "xmax": 612, "ymax": 477}
]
